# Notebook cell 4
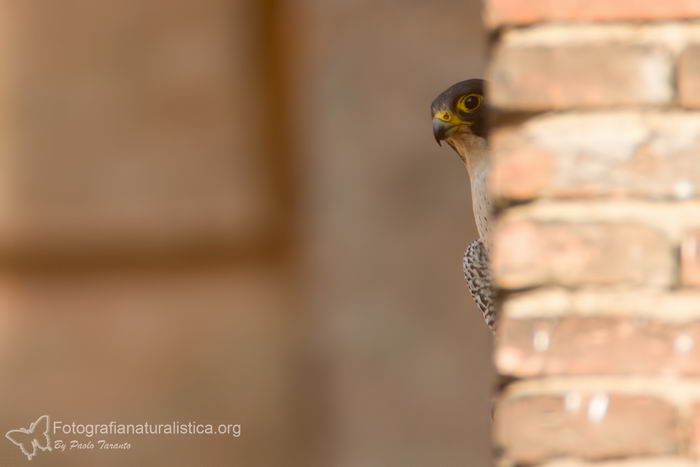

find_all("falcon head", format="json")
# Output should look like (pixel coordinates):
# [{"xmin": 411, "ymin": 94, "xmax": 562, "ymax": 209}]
[{"xmin": 431, "ymin": 79, "xmax": 487, "ymax": 164}]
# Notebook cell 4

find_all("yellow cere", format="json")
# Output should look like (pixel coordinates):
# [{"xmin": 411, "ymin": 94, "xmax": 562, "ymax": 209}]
[
  {"xmin": 434, "ymin": 109, "xmax": 472, "ymax": 126},
  {"xmin": 433, "ymin": 110, "xmax": 473, "ymax": 125},
  {"xmin": 435, "ymin": 110, "xmax": 455, "ymax": 123}
]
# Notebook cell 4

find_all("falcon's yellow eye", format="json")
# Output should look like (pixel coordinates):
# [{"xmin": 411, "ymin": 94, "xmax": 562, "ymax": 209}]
[{"xmin": 457, "ymin": 93, "xmax": 482, "ymax": 113}]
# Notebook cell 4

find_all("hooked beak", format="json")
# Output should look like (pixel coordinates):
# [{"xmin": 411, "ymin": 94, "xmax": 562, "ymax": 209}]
[{"xmin": 432, "ymin": 118, "xmax": 455, "ymax": 146}]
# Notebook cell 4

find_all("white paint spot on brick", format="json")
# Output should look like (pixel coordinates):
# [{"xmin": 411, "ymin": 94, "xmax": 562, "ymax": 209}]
[
  {"xmin": 564, "ymin": 392, "xmax": 582, "ymax": 412},
  {"xmin": 638, "ymin": 48, "xmax": 674, "ymax": 104},
  {"xmin": 497, "ymin": 348, "xmax": 521, "ymax": 373},
  {"xmin": 587, "ymin": 393, "xmax": 609, "ymax": 423},
  {"xmin": 533, "ymin": 329, "xmax": 550, "ymax": 352},
  {"xmin": 673, "ymin": 179, "xmax": 695, "ymax": 200},
  {"xmin": 675, "ymin": 334, "xmax": 694, "ymax": 353}
]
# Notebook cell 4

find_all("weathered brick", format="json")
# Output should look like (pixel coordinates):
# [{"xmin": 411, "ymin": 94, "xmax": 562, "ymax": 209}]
[
  {"xmin": 497, "ymin": 316, "xmax": 700, "ymax": 376},
  {"xmin": 682, "ymin": 229, "xmax": 700, "ymax": 287},
  {"xmin": 489, "ymin": 145, "xmax": 556, "ymax": 201},
  {"xmin": 690, "ymin": 403, "xmax": 700, "ymax": 458},
  {"xmin": 487, "ymin": 0, "xmax": 700, "ymax": 27},
  {"xmin": 496, "ymin": 392, "xmax": 681, "ymax": 463},
  {"xmin": 489, "ymin": 1, "xmax": 700, "ymax": 465},
  {"xmin": 490, "ymin": 112, "xmax": 700, "ymax": 201},
  {"xmin": 502, "ymin": 288, "xmax": 700, "ymax": 322},
  {"xmin": 489, "ymin": 44, "xmax": 672, "ymax": 110},
  {"xmin": 679, "ymin": 46, "xmax": 700, "ymax": 109},
  {"xmin": 541, "ymin": 458, "xmax": 696, "ymax": 467},
  {"xmin": 492, "ymin": 221, "xmax": 673, "ymax": 289},
  {"xmin": 496, "ymin": 200, "xmax": 700, "ymax": 244}
]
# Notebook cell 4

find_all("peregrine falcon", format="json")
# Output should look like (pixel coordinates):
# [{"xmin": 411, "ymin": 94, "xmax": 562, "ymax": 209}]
[{"xmin": 431, "ymin": 79, "xmax": 495, "ymax": 333}]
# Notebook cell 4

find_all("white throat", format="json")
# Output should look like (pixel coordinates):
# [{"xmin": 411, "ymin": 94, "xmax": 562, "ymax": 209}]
[{"xmin": 448, "ymin": 133, "xmax": 491, "ymax": 246}]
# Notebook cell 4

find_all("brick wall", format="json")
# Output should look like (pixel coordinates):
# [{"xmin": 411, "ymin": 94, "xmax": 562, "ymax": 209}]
[{"xmin": 488, "ymin": 2, "xmax": 700, "ymax": 465}]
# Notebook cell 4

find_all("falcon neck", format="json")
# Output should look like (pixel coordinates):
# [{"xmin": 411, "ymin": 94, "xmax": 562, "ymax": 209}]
[
  {"xmin": 450, "ymin": 133, "xmax": 491, "ymax": 245},
  {"xmin": 451, "ymin": 133, "xmax": 488, "ymax": 176}
]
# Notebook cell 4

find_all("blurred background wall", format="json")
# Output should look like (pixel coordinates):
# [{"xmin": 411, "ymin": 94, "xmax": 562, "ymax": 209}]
[
  {"xmin": 0, "ymin": 1, "xmax": 491, "ymax": 466},
  {"xmin": 291, "ymin": 0, "xmax": 493, "ymax": 465}
]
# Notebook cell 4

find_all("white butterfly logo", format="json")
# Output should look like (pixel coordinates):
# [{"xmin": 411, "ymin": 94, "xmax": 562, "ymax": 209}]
[{"xmin": 5, "ymin": 415, "xmax": 52, "ymax": 461}]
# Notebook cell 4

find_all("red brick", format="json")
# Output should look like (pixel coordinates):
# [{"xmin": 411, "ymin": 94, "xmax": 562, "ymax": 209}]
[
  {"xmin": 487, "ymin": 0, "xmax": 700, "ymax": 27},
  {"xmin": 489, "ymin": 113, "xmax": 700, "ymax": 201},
  {"xmin": 542, "ymin": 459, "xmax": 697, "ymax": 466},
  {"xmin": 682, "ymin": 229, "xmax": 700, "ymax": 287},
  {"xmin": 496, "ymin": 392, "xmax": 681, "ymax": 463},
  {"xmin": 489, "ymin": 45, "xmax": 672, "ymax": 110},
  {"xmin": 679, "ymin": 46, "xmax": 700, "ymax": 109},
  {"xmin": 690, "ymin": 403, "xmax": 700, "ymax": 458},
  {"xmin": 492, "ymin": 221, "xmax": 673, "ymax": 289},
  {"xmin": 497, "ymin": 316, "xmax": 700, "ymax": 376},
  {"xmin": 489, "ymin": 146, "xmax": 556, "ymax": 200}
]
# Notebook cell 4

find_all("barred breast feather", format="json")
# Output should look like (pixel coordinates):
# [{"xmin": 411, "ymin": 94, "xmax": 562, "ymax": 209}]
[{"xmin": 463, "ymin": 238, "xmax": 495, "ymax": 333}]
